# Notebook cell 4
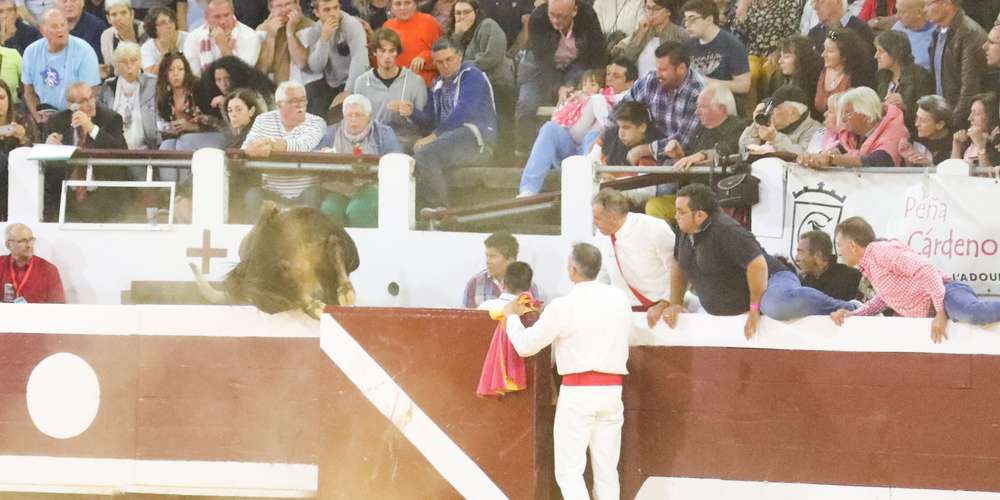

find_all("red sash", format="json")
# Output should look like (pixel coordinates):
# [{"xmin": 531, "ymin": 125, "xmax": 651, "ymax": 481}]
[{"xmin": 610, "ymin": 233, "xmax": 656, "ymax": 311}]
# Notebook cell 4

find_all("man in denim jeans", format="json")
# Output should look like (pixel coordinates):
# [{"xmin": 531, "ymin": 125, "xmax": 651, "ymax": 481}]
[
  {"xmin": 831, "ymin": 216, "xmax": 1000, "ymax": 343},
  {"xmin": 654, "ymin": 183, "xmax": 857, "ymax": 339}
]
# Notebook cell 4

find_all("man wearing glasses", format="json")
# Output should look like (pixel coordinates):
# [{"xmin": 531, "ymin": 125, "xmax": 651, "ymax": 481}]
[{"xmin": 1, "ymin": 223, "xmax": 65, "ymax": 303}]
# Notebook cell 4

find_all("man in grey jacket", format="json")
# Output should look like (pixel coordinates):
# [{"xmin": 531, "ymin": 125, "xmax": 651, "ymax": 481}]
[
  {"xmin": 352, "ymin": 28, "xmax": 427, "ymax": 152},
  {"xmin": 739, "ymin": 85, "xmax": 824, "ymax": 157},
  {"xmin": 299, "ymin": 0, "xmax": 369, "ymax": 119}
]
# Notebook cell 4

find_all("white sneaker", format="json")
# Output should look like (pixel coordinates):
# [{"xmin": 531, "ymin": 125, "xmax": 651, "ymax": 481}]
[{"xmin": 516, "ymin": 191, "xmax": 537, "ymax": 198}]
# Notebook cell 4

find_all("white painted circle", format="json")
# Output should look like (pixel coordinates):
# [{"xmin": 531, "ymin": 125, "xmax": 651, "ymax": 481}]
[{"xmin": 25, "ymin": 353, "xmax": 101, "ymax": 439}]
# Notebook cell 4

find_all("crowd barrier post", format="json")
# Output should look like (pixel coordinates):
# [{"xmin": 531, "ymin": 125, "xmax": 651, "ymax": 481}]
[
  {"xmin": 8, "ymin": 146, "xmax": 42, "ymax": 223},
  {"xmin": 561, "ymin": 155, "xmax": 594, "ymax": 240},
  {"xmin": 377, "ymin": 153, "xmax": 415, "ymax": 231},
  {"xmin": 191, "ymin": 148, "xmax": 227, "ymax": 226}
]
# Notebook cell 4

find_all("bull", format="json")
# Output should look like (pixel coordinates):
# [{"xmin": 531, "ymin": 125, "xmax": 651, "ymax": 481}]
[{"xmin": 191, "ymin": 202, "xmax": 359, "ymax": 318}]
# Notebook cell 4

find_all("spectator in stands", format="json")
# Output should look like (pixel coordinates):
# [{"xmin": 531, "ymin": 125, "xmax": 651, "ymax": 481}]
[
  {"xmin": 383, "ymin": 0, "xmax": 442, "ymax": 87},
  {"xmin": 463, "ymin": 231, "xmax": 540, "ymax": 308},
  {"xmin": 682, "ymin": 0, "xmax": 751, "ymax": 97},
  {"xmin": 0, "ymin": 35, "xmax": 22, "ymax": 105},
  {"xmin": 730, "ymin": 0, "xmax": 801, "ymax": 108},
  {"xmin": 300, "ymin": 0, "xmax": 369, "ymax": 120},
  {"xmin": 256, "ymin": 0, "xmax": 312, "ymax": 85},
  {"xmin": 874, "ymin": 30, "xmax": 933, "ymax": 132},
  {"xmin": 517, "ymin": 58, "xmax": 638, "ymax": 197},
  {"xmin": 951, "ymin": 93, "xmax": 999, "ymax": 167},
  {"xmin": 98, "ymin": 42, "xmax": 158, "ymax": 150},
  {"xmin": 353, "ymin": 28, "xmax": 427, "ymax": 152},
  {"xmin": 661, "ymin": 81, "xmax": 747, "ymax": 171},
  {"xmin": 140, "ymin": 6, "xmax": 186, "ymax": 75},
  {"xmin": 985, "ymin": 24, "xmax": 1000, "ymax": 70},
  {"xmin": 44, "ymin": 82, "xmax": 129, "ymax": 221},
  {"xmin": 766, "ymin": 35, "xmax": 823, "ymax": 117},
  {"xmin": 198, "ymin": 55, "xmax": 275, "ymax": 122},
  {"xmin": 448, "ymin": 0, "xmax": 513, "ymax": 161},
  {"xmin": 411, "ymin": 37, "xmax": 496, "ymax": 211},
  {"xmin": 623, "ymin": 41, "xmax": 706, "ymax": 166},
  {"xmin": 514, "ymin": 0, "xmax": 605, "ymax": 157},
  {"xmin": 926, "ymin": 0, "xmax": 986, "ymax": 130},
  {"xmin": 590, "ymin": 101, "xmax": 660, "ymax": 168},
  {"xmin": 859, "ymin": 0, "xmax": 896, "ymax": 29},
  {"xmin": 805, "ymin": 90, "xmax": 845, "ymax": 152},
  {"xmin": 0, "ymin": 80, "xmax": 38, "ymax": 221},
  {"xmin": 100, "ymin": 0, "xmax": 147, "ymax": 79},
  {"xmin": 156, "ymin": 52, "xmax": 217, "ymax": 151},
  {"xmin": 478, "ymin": 0, "xmax": 531, "ymax": 47},
  {"xmin": 183, "ymin": 0, "xmax": 262, "ymax": 76},
  {"xmin": 795, "ymin": 229, "xmax": 860, "ymax": 301},
  {"xmin": 656, "ymin": 183, "xmax": 858, "ymax": 338},
  {"xmin": 898, "ymin": 94, "xmax": 952, "ymax": 165},
  {"xmin": 892, "ymin": 0, "xmax": 934, "ymax": 70},
  {"xmin": 352, "ymin": 0, "xmax": 390, "ymax": 30},
  {"xmin": 58, "ymin": 0, "xmax": 108, "ymax": 64},
  {"xmin": 220, "ymin": 87, "xmax": 263, "ymax": 148},
  {"xmin": 591, "ymin": 188, "xmax": 678, "ymax": 317},
  {"xmin": 242, "ymin": 80, "xmax": 327, "ymax": 214},
  {"xmin": 808, "ymin": 0, "xmax": 874, "ymax": 51},
  {"xmin": 2, "ymin": 223, "xmax": 65, "ymax": 303},
  {"xmin": 815, "ymin": 28, "xmax": 875, "ymax": 114},
  {"xmin": 418, "ymin": 0, "xmax": 453, "ymax": 28},
  {"xmin": 317, "ymin": 94, "xmax": 401, "ymax": 227},
  {"xmin": 613, "ymin": 0, "xmax": 686, "ymax": 78},
  {"xmin": 22, "ymin": 9, "xmax": 101, "ymax": 122},
  {"xmin": 740, "ymin": 84, "xmax": 824, "ymax": 156},
  {"xmin": 0, "ymin": 0, "xmax": 41, "ymax": 53},
  {"xmin": 831, "ymin": 216, "xmax": 1000, "ymax": 343},
  {"xmin": 800, "ymin": 86, "xmax": 908, "ymax": 167},
  {"xmin": 14, "ymin": 0, "xmax": 49, "ymax": 27}
]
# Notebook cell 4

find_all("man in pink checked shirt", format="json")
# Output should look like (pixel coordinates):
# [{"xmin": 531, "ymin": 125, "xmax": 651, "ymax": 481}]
[{"xmin": 830, "ymin": 216, "xmax": 1000, "ymax": 343}]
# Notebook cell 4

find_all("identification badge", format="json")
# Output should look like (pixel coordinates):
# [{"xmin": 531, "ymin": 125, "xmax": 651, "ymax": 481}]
[{"xmin": 13, "ymin": 296, "xmax": 27, "ymax": 304}]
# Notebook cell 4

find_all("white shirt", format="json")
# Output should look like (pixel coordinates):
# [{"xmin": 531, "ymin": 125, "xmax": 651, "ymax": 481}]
[
  {"xmin": 594, "ymin": 212, "xmax": 675, "ymax": 305},
  {"xmin": 478, "ymin": 292, "xmax": 517, "ymax": 312},
  {"xmin": 507, "ymin": 280, "xmax": 641, "ymax": 375},
  {"xmin": 183, "ymin": 22, "xmax": 262, "ymax": 76}
]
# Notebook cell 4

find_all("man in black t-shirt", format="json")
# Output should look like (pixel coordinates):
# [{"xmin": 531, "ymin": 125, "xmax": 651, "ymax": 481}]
[
  {"xmin": 653, "ymin": 184, "xmax": 858, "ymax": 339},
  {"xmin": 796, "ymin": 230, "xmax": 861, "ymax": 301},
  {"xmin": 681, "ymin": 0, "xmax": 750, "ymax": 97}
]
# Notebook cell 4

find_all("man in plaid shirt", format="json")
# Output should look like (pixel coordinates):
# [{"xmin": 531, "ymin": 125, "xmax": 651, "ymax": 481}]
[
  {"xmin": 830, "ymin": 216, "xmax": 1000, "ymax": 343},
  {"xmin": 622, "ymin": 41, "xmax": 706, "ymax": 165}
]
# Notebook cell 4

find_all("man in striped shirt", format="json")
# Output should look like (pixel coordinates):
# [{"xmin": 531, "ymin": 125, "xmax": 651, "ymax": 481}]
[{"xmin": 243, "ymin": 80, "xmax": 327, "ymax": 217}]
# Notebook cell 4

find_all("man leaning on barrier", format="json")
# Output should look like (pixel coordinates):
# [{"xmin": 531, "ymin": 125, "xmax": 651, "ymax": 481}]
[
  {"xmin": 831, "ymin": 216, "xmax": 1000, "ymax": 343},
  {"xmin": 652, "ymin": 184, "xmax": 859, "ymax": 339}
]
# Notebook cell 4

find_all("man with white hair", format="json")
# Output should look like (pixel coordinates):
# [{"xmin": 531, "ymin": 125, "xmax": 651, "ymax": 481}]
[
  {"xmin": 739, "ymin": 84, "xmax": 824, "ymax": 156},
  {"xmin": 183, "ymin": 0, "xmax": 261, "ymax": 75},
  {"xmin": 21, "ymin": 8, "xmax": 100, "ymax": 122},
  {"xmin": 664, "ymin": 81, "xmax": 747, "ymax": 171},
  {"xmin": 2, "ymin": 223, "xmax": 65, "ymax": 303},
  {"xmin": 242, "ymin": 80, "xmax": 327, "ymax": 214},
  {"xmin": 799, "ymin": 86, "xmax": 909, "ymax": 168}
]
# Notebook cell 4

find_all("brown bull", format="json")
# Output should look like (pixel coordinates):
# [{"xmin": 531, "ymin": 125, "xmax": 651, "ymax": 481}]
[{"xmin": 191, "ymin": 202, "xmax": 359, "ymax": 318}]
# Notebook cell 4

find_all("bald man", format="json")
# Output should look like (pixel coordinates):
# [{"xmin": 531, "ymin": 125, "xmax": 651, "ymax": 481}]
[
  {"xmin": 891, "ymin": 0, "xmax": 935, "ymax": 70},
  {"xmin": 2, "ymin": 223, "xmax": 65, "ymax": 303},
  {"xmin": 21, "ymin": 8, "xmax": 100, "ymax": 123}
]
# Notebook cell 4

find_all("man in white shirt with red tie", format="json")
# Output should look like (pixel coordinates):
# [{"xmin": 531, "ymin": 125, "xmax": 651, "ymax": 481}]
[
  {"xmin": 505, "ymin": 242, "xmax": 649, "ymax": 500},
  {"xmin": 591, "ymin": 187, "xmax": 682, "ymax": 323}
]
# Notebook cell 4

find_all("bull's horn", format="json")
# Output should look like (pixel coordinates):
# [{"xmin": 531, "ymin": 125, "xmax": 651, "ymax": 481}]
[{"xmin": 188, "ymin": 263, "xmax": 228, "ymax": 304}]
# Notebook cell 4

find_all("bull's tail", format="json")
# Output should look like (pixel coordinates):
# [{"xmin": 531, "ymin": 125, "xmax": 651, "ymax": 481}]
[{"xmin": 188, "ymin": 263, "xmax": 228, "ymax": 304}]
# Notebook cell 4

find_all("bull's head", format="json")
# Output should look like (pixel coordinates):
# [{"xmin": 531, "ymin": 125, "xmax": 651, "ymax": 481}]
[{"xmin": 191, "ymin": 202, "xmax": 359, "ymax": 318}]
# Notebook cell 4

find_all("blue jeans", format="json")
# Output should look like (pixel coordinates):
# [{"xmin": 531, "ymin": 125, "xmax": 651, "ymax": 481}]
[
  {"xmin": 519, "ymin": 122, "xmax": 579, "ymax": 195},
  {"xmin": 943, "ymin": 281, "xmax": 1000, "ymax": 324},
  {"xmin": 514, "ymin": 53, "xmax": 585, "ymax": 154},
  {"xmin": 761, "ymin": 271, "xmax": 859, "ymax": 321},
  {"xmin": 413, "ymin": 127, "xmax": 492, "ymax": 208}
]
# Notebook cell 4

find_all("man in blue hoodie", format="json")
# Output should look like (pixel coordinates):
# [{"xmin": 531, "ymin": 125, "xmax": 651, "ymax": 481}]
[{"xmin": 412, "ymin": 37, "xmax": 497, "ymax": 210}]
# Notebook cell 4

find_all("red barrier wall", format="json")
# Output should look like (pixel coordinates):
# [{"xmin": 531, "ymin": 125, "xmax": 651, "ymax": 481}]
[{"xmin": 621, "ymin": 346, "xmax": 1000, "ymax": 498}]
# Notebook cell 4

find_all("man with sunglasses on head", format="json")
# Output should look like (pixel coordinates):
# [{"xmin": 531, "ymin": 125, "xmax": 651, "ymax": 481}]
[{"xmin": 1, "ymin": 223, "xmax": 65, "ymax": 304}]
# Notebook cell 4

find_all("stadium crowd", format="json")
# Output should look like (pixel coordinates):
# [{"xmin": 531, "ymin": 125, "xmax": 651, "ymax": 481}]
[{"xmin": 0, "ymin": 0, "xmax": 995, "ymax": 223}]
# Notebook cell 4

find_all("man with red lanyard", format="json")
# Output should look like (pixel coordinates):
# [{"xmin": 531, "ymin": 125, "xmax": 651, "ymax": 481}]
[
  {"xmin": 2, "ymin": 223, "xmax": 65, "ymax": 303},
  {"xmin": 592, "ymin": 188, "xmax": 681, "ymax": 321},
  {"xmin": 504, "ymin": 242, "xmax": 650, "ymax": 500}
]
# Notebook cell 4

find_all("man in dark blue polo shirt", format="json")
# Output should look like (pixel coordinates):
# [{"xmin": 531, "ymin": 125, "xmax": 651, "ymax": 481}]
[{"xmin": 655, "ymin": 183, "xmax": 857, "ymax": 339}]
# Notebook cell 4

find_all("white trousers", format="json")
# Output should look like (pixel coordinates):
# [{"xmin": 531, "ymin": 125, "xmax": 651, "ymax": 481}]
[{"xmin": 553, "ymin": 385, "xmax": 624, "ymax": 500}]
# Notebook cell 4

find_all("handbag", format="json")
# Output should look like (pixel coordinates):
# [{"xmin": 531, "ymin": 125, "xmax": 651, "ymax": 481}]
[{"xmin": 715, "ymin": 172, "xmax": 760, "ymax": 208}]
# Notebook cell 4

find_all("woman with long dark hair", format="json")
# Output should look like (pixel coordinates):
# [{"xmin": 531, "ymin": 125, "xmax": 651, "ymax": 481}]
[
  {"xmin": 874, "ymin": 30, "xmax": 933, "ymax": 133},
  {"xmin": 814, "ymin": 28, "xmax": 874, "ymax": 114},
  {"xmin": 766, "ymin": 35, "xmax": 823, "ymax": 116},
  {"xmin": 0, "ymin": 80, "xmax": 38, "ymax": 221},
  {"xmin": 197, "ymin": 55, "xmax": 275, "ymax": 121}
]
